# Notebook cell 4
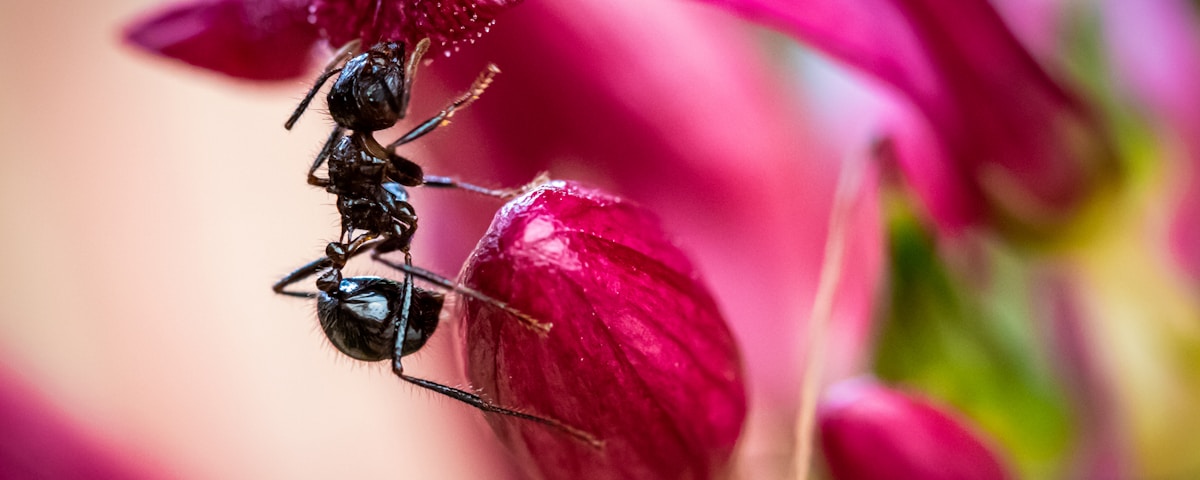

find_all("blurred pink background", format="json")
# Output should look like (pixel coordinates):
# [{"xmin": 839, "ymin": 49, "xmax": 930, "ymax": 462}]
[{"xmin": 0, "ymin": 0, "xmax": 519, "ymax": 477}]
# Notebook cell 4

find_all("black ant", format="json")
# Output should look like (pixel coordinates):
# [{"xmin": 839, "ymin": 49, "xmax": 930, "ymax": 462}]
[{"xmin": 272, "ymin": 39, "xmax": 599, "ymax": 447}]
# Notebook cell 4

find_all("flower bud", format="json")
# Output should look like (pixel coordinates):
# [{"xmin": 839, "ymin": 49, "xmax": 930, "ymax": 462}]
[
  {"xmin": 818, "ymin": 378, "xmax": 1011, "ymax": 480},
  {"xmin": 460, "ymin": 181, "xmax": 747, "ymax": 480}
]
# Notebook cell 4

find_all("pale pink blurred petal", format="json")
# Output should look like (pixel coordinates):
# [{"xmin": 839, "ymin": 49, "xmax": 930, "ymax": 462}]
[
  {"xmin": 1100, "ymin": 0, "xmax": 1200, "ymax": 279},
  {"xmin": 823, "ymin": 157, "xmax": 883, "ymax": 382},
  {"xmin": 818, "ymin": 378, "xmax": 1012, "ymax": 480},
  {"xmin": 1037, "ymin": 272, "xmax": 1130, "ymax": 479},
  {"xmin": 0, "ymin": 363, "xmax": 165, "ymax": 479},
  {"xmin": 990, "ymin": 0, "xmax": 1069, "ymax": 59},
  {"xmin": 695, "ymin": 0, "xmax": 1113, "ymax": 234}
]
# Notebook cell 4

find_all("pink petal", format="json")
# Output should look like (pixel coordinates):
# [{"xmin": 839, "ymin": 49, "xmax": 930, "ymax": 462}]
[
  {"xmin": 1100, "ymin": 0, "xmax": 1200, "ymax": 279},
  {"xmin": 989, "ymin": 0, "xmax": 1069, "ymax": 58},
  {"xmin": 697, "ymin": 0, "xmax": 1112, "ymax": 233},
  {"xmin": 459, "ymin": 181, "xmax": 747, "ymax": 480},
  {"xmin": 0, "ymin": 365, "xmax": 162, "ymax": 479},
  {"xmin": 123, "ymin": 0, "xmax": 319, "ymax": 80},
  {"xmin": 818, "ymin": 378, "xmax": 1012, "ymax": 480},
  {"xmin": 311, "ymin": 0, "xmax": 522, "ymax": 52}
]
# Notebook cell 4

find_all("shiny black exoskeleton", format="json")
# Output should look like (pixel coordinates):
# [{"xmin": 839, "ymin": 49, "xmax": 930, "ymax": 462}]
[
  {"xmin": 271, "ymin": 39, "xmax": 595, "ymax": 446},
  {"xmin": 317, "ymin": 276, "xmax": 442, "ymax": 362},
  {"xmin": 284, "ymin": 39, "xmax": 500, "ymax": 259}
]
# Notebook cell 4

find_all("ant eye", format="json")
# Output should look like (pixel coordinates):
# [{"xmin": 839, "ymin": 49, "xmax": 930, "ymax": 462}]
[{"xmin": 361, "ymin": 83, "xmax": 390, "ymax": 110}]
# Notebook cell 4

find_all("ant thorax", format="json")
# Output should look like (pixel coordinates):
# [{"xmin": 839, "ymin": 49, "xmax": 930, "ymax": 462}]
[
  {"xmin": 325, "ymin": 133, "xmax": 419, "ymax": 241},
  {"xmin": 326, "ymin": 134, "xmax": 391, "ymax": 194}
]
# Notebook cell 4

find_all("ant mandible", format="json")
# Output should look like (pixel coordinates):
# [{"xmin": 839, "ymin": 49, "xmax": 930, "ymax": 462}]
[{"xmin": 271, "ymin": 39, "xmax": 599, "ymax": 447}]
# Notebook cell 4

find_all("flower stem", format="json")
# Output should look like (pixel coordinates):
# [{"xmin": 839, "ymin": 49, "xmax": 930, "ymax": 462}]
[{"xmin": 792, "ymin": 157, "xmax": 865, "ymax": 479}]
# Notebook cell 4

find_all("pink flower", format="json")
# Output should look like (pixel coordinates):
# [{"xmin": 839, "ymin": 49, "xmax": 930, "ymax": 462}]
[
  {"xmin": 459, "ymin": 181, "xmax": 746, "ymax": 480},
  {"xmin": 694, "ymin": 0, "xmax": 1114, "ymax": 235},
  {"xmin": 818, "ymin": 378, "xmax": 1012, "ymax": 480}
]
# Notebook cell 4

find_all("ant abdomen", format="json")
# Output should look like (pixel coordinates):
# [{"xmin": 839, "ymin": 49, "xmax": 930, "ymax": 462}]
[{"xmin": 317, "ymin": 276, "xmax": 443, "ymax": 362}]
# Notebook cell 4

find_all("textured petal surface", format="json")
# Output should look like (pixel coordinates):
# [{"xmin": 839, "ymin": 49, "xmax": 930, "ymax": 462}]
[
  {"xmin": 818, "ymin": 378, "xmax": 1011, "ymax": 480},
  {"xmin": 312, "ymin": 0, "xmax": 522, "ymax": 52},
  {"xmin": 697, "ymin": 0, "xmax": 1112, "ymax": 233},
  {"xmin": 460, "ymin": 181, "xmax": 746, "ymax": 480},
  {"xmin": 123, "ymin": 0, "xmax": 318, "ymax": 80}
]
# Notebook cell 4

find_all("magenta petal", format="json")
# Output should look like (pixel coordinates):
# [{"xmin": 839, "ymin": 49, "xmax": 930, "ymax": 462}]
[
  {"xmin": 123, "ymin": 0, "xmax": 319, "ymax": 80},
  {"xmin": 818, "ymin": 378, "xmax": 1011, "ymax": 480},
  {"xmin": 0, "ymin": 366, "xmax": 160, "ymax": 479},
  {"xmin": 460, "ymin": 181, "xmax": 747, "ymax": 480},
  {"xmin": 700, "ymin": 0, "xmax": 1111, "ymax": 232},
  {"xmin": 311, "ymin": 0, "xmax": 522, "ymax": 52}
]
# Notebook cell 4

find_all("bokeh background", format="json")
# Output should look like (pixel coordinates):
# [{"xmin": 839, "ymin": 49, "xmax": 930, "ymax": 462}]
[{"xmin": 0, "ymin": 0, "xmax": 522, "ymax": 477}]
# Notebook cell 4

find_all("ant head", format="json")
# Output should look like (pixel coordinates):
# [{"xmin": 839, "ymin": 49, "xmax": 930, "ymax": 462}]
[
  {"xmin": 317, "ymin": 276, "xmax": 443, "ymax": 362},
  {"xmin": 327, "ymin": 42, "xmax": 410, "ymax": 132}
]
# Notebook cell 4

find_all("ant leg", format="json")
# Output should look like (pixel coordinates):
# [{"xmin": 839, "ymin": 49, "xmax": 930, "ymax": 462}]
[
  {"xmin": 341, "ymin": 230, "xmax": 385, "ymax": 259},
  {"xmin": 395, "ymin": 372, "xmax": 603, "ymax": 448},
  {"xmin": 388, "ymin": 251, "xmax": 598, "ymax": 447},
  {"xmin": 385, "ymin": 64, "xmax": 501, "ymax": 150},
  {"xmin": 370, "ymin": 254, "xmax": 552, "ymax": 334},
  {"xmin": 272, "ymin": 256, "xmax": 331, "ymax": 298},
  {"xmin": 307, "ymin": 126, "xmax": 346, "ymax": 187},
  {"xmin": 397, "ymin": 38, "xmax": 432, "ymax": 118},
  {"xmin": 284, "ymin": 39, "xmax": 362, "ymax": 129},
  {"xmin": 423, "ymin": 171, "xmax": 552, "ymax": 199},
  {"xmin": 421, "ymin": 175, "xmax": 514, "ymax": 199},
  {"xmin": 272, "ymin": 236, "xmax": 389, "ymax": 297}
]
